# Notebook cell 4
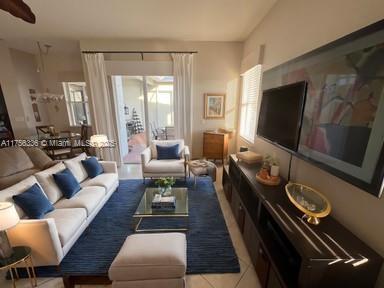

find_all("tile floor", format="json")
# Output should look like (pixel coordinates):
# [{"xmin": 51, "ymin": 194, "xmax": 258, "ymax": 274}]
[{"xmin": 0, "ymin": 164, "xmax": 261, "ymax": 288}]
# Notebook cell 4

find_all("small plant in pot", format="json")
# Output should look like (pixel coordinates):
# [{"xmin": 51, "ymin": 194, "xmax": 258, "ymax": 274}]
[
  {"xmin": 265, "ymin": 154, "xmax": 280, "ymax": 178},
  {"xmin": 155, "ymin": 177, "xmax": 176, "ymax": 196}
]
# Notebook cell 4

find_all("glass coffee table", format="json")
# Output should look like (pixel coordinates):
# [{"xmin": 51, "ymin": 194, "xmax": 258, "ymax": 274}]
[{"xmin": 133, "ymin": 187, "xmax": 189, "ymax": 232}]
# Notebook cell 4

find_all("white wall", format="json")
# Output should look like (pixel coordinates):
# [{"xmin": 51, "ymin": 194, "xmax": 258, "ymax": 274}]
[
  {"xmin": 9, "ymin": 49, "xmax": 50, "ymax": 135},
  {"xmin": 0, "ymin": 41, "xmax": 85, "ymax": 136},
  {"xmin": 240, "ymin": 0, "xmax": 384, "ymax": 286},
  {"xmin": 39, "ymin": 51, "xmax": 85, "ymax": 131},
  {"xmin": 122, "ymin": 78, "xmax": 145, "ymax": 123},
  {"xmin": 80, "ymin": 40, "xmax": 243, "ymax": 158},
  {"xmin": 0, "ymin": 42, "xmax": 31, "ymax": 137}
]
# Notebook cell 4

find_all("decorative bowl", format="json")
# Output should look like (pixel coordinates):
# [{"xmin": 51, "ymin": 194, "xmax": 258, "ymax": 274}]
[{"xmin": 285, "ymin": 182, "xmax": 331, "ymax": 225}]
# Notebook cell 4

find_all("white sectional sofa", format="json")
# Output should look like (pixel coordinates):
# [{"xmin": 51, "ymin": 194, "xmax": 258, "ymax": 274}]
[{"xmin": 0, "ymin": 153, "xmax": 118, "ymax": 267}]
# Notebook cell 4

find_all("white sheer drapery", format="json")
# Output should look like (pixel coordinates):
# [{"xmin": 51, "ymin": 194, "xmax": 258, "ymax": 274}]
[
  {"xmin": 84, "ymin": 53, "xmax": 120, "ymax": 163},
  {"xmin": 171, "ymin": 53, "xmax": 193, "ymax": 151}
]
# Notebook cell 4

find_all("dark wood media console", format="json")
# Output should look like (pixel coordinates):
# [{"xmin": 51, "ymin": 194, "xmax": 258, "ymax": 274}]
[{"xmin": 223, "ymin": 155, "xmax": 383, "ymax": 288}]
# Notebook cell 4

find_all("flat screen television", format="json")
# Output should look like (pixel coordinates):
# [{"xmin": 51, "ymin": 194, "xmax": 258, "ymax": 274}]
[{"xmin": 257, "ymin": 81, "xmax": 307, "ymax": 151}]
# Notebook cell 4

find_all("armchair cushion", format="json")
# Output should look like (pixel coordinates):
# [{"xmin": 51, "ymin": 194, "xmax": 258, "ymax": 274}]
[
  {"xmin": 150, "ymin": 140, "xmax": 184, "ymax": 159},
  {"xmin": 143, "ymin": 159, "xmax": 186, "ymax": 174},
  {"xmin": 156, "ymin": 144, "xmax": 180, "ymax": 160}
]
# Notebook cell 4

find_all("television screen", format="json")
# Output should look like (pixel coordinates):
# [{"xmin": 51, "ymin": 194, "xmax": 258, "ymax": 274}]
[{"xmin": 257, "ymin": 81, "xmax": 307, "ymax": 151}]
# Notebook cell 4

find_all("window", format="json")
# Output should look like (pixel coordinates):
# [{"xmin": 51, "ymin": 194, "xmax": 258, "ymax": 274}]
[
  {"xmin": 62, "ymin": 82, "xmax": 91, "ymax": 126},
  {"xmin": 239, "ymin": 65, "xmax": 262, "ymax": 143}
]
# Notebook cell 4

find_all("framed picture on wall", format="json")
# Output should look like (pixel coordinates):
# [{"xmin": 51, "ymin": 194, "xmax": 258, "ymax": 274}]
[{"xmin": 204, "ymin": 93, "xmax": 225, "ymax": 119}]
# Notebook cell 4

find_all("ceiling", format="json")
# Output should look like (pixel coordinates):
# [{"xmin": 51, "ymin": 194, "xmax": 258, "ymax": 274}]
[{"xmin": 0, "ymin": 0, "xmax": 276, "ymax": 54}]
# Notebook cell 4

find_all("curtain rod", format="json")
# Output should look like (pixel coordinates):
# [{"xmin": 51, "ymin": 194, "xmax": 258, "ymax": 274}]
[{"xmin": 81, "ymin": 51, "xmax": 198, "ymax": 54}]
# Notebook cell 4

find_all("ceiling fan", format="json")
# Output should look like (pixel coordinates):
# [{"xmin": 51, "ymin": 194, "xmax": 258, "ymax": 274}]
[{"xmin": 0, "ymin": 0, "xmax": 36, "ymax": 23}]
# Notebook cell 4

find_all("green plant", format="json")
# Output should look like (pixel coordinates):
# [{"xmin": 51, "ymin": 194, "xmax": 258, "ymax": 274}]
[
  {"xmin": 155, "ymin": 177, "xmax": 176, "ymax": 187},
  {"xmin": 264, "ymin": 154, "xmax": 279, "ymax": 166}
]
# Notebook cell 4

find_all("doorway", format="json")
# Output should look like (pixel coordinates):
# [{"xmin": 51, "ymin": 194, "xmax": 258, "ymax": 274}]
[{"xmin": 112, "ymin": 75, "xmax": 174, "ymax": 164}]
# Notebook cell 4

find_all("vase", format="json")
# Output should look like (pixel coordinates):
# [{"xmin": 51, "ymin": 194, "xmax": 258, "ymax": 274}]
[
  {"xmin": 159, "ymin": 186, "xmax": 172, "ymax": 196},
  {"xmin": 270, "ymin": 165, "xmax": 280, "ymax": 177},
  {"xmin": 163, "ymin": 186, "xmax": 172, "ymax": 196}
]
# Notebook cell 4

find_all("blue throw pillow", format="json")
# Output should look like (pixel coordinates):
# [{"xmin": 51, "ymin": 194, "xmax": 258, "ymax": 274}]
[
  {"xmin": 13, "ymin": 183, "xmax": 54, "ymax": 219},
  {"xmin": 53, "ymin": 168, "xmax": 81, "ymax": 199},
  {"xmin": 81, "ymin": 157, "xmax": 104, "ymax": 178},
  {"xmin": 156, "ymin": 144, "xmax": 180, "ymax": 160}
]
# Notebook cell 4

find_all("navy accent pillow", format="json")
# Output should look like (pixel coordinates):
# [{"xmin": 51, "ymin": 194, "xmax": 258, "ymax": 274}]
[
  {"xmin": 81, "ymin": 157, "xmax": 104, "ymax": 178},
  {"xmin": 53, "ymin": 168, "xmax": 81, "ymax": 199},
  {"xmin": 156, "ymin": 144, "xmax": 180, "ymax": 160},
  {"xmin": 13, "ymin": 183, "xmax": 54, "ymax": 219}
]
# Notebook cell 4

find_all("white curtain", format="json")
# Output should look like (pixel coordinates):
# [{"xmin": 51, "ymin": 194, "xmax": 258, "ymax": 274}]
[
  {"xmin": 84, "ymin": 53, "xmax": 120, "ymax": 164},
  {"xmin": 172, "ymin": 53, "xmax": 193, "ymax": 151}
]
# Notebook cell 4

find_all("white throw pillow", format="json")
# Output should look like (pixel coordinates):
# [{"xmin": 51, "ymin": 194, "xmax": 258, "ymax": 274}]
[
  {"xmin": 64, "ymin": 153, "xmax": 88, "ymax": 183},
  {"xmin": 34, "ymin": 163, "xmax": 66, "ymax": 204},
  {"xmin": 0, "ymin": 175, "xmax": 47, "ymax": 218}
]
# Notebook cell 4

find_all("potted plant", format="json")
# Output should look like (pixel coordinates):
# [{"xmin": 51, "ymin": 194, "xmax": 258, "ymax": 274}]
[
  {"xmin": 265, "ymin": 154, "xmax": 280, "ymax": 177},
  {"xmin": 155, "ymin": 177, "xmax": 176, "ymax": 196}
]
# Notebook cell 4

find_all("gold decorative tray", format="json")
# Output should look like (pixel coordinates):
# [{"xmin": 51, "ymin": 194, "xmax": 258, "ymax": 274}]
[{"xmin": 255, "ymin": 173, "xmax": 281, "ymax": 186}]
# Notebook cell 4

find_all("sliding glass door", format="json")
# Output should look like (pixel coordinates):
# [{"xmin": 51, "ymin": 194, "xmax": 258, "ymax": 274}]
[
  {"xmin": 112, "ymin": 75, "xmax": 174, "ymax": 164},
  {"xmin": 146, "ymin": 76, "xmax": 174, "ymax": 141}
]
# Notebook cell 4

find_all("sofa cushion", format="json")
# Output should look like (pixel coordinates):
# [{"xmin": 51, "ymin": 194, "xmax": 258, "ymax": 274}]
[
  {"xmin": 143, "ymin": 159, "xmax": 185, "ymax": 174},
  {"xmin": 12, "ymin": 183, "xmax": 55, "ymax": 219},
  {"xmin": 23, "ymin": 147, "xmax": 55, "ymax": 170},
  {"xmin": 81, "ymin": 157, "xmax": 104, "ymax": 178},
  {"xmin": 34, "ymin": 163, "xmax": 66, "ymax": 204},
  {"xmin": 53, "ymin": 169, "xmax": 81, "ymax": 199},
  {"xmin": 44, "ymin": 208, "xmax": 87, "ymax": 247},
  {"xmin": 64, "ymin": 153, "xmax": 88, "ymax": 183},
  {"xmin": 54, "ymin": 186, "xmax": 106, "ymax": 216},
  {"xmin": 81, "ymin": 173, "xmax": 118, "ymax": 192},
  {"xmin": 0, "ymin": 169, "xmax": 40, "ymax": 191},
  {"xmin": 150, "ymin": 140, "xmax": 184, "ymax": 159},
  {"xmin": 109, "ymin": 233, "xmax": 186, "ymax": 281},
  {"xmin": 0, "ymin": 175, "xmax": 44, "ymax": 218},
  {"xmin": 0, "ymin": 147, "xmax": 34, "ymax": 177}
]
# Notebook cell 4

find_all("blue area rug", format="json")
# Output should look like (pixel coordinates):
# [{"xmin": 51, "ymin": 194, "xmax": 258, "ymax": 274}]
[{"xmin": 30, "ymin": 178, "xmax": 240, "ymax": 277}]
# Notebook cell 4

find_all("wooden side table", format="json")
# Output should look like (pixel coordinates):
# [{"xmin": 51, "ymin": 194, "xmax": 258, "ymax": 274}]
[
  {"xmin": 0, "ymin": 246, "xmax": 37, "ymax": 288},
  {"xmin": 202, "ymin": 131, "xmax": 228, "ymax": 163}
]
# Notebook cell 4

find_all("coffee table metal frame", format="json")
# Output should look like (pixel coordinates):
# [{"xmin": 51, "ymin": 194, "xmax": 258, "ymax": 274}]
[{"xmin": 133, "ymin": 187, "xmax": 189, "ymax": 233}]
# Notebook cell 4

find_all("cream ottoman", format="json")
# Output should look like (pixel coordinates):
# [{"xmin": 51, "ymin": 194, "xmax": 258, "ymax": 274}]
[{"xmin": 109, "ymin": 233, "xmax": 187, "ymax": 288}]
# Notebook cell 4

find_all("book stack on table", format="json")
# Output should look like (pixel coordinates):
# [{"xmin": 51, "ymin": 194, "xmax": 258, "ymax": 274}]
[{"xmin": 151, "ymin": 194, "xmax": 176, "ymax": 209}]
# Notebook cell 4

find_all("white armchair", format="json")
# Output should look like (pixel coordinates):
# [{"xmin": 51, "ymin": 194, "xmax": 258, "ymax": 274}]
[{"xmin": 141, "ymin": 139, "xmax": 190, "ymax": 182}]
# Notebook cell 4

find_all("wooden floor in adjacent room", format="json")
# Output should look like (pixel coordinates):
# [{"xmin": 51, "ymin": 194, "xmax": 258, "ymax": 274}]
[{"xmin": 0, "ymin": 164, "xmax": 261, "ymax": 288}]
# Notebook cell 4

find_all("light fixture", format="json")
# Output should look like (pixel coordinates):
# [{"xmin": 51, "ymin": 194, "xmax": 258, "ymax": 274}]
[
  {"xmin": 0, "ymin": 202, "xmax": 20, "ymax": 259},
  {"xmin": 90, "ymin": 134, "xmax": 108, "ymax": 148},
  {"xmin": 90, "ymin": 134, "xmax": 109, "ymax": 160},
  {"xmin": 32, "ymin": 41, "xmax": 64, "ymax": 103}
]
